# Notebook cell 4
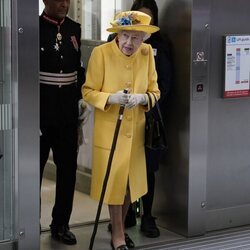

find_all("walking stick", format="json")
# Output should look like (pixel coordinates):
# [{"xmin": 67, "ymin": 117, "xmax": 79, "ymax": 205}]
[{"xmin": 89, "ymin": 90, "xmax": 128, "ymax": 250}]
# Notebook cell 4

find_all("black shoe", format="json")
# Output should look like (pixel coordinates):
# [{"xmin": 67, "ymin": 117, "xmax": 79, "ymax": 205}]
[
  {"xmin": 124, "ymin": 233, "xmax": 135, "ymax": 248},
  {"xmin": 140, "ymin": 215, "xmax": 160, "ymax": 238},
  {"xmin": 108, "ymin": 225, "xmax": 134, "ymax": 248},
  {"xmin": 51, "ymin": 225, "xmax": 77, "ymax": 245},
  {"xmin": 111, "ymin": 240, "xmax": 129, "ymax": 250}
]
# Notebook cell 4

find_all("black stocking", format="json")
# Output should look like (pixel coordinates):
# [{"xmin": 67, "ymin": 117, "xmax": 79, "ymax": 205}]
[{"xmin": 142, "ymin": 171, "xmax": 155, "ymax": 217}]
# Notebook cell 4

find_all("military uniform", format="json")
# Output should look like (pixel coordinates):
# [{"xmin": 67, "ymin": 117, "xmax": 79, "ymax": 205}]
[{"xmin": 39, "ymin": 12, "xmax": 84, "ymax": 232}]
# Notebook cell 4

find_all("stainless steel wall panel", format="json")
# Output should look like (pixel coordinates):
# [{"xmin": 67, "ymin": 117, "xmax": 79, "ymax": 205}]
[
  {"xmin": 154, "ymin": 0, "xmax": 192, "ymax": 236},
  {"xmin": 15, "ymin": 0, "xmax": 40, "ymax": 249},
  {"xmin": 154, "ymin": 0, "xmax": 250, "ymax": 237},
  {"xmin": 188, "ymin": 0, "xmax": 211, "ymax": 236},
  {"xmin": 205, "ymin": 0, "xmax": 250, "ymax": 231},
  {"xmin": 206, "ymin": 204, "xmax": 250, "ymax": 232},
  {"xmin": 0, "ymin": 131, "xmax": 3, "ymax": 241},
  {"xmin": 0, "ymin": 241, "xmax": 17, "ymax": 250},
  {"xmin": 0, "ymin": 0, "xmax": 13, "ymax": 243}
]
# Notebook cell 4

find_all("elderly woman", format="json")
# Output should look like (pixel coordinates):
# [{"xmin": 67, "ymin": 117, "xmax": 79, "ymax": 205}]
[{"xmin": 82, "ymin": 11, "xmax": 160, "ymax": 250}]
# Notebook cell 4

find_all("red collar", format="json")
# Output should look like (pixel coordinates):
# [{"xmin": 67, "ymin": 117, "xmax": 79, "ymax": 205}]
[{"xmin": 42, "ymin": 12, "xmax": 65, "ymax": 26}]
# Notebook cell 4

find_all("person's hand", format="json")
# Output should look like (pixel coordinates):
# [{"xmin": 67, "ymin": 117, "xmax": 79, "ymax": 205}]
[
  {"xmin": 126, "ymin": 94, "xmax": 147, "ymax": 109},
  {"xmin": 107, "ymin": 90, "xmax": 129, "ymax": 105},
  {"xmin": 78, "ymin": 99, "xmax": 91, "ymax": 125}
]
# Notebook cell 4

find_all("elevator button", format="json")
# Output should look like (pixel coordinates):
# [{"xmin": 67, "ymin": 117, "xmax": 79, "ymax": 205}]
[{"xmin": 197, "ymin": 84, "xmax": 203, "ymax": 92}]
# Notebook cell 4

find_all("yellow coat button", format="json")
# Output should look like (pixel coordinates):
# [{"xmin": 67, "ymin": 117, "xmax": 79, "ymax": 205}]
[{"xmin": 126, "ymin": 82, "xmax": 132, "ymax": 87}]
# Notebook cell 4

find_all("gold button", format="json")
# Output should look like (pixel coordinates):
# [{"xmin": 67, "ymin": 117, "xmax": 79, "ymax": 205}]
[
  {"xmin": 126, "ymin": 65, "xmax": 131, "ymax": 70},
  {"xmin": 126, "ymin": 133, "xmax": 132, "ymax": 138},
  {"xmin": 126, "ymin": 82, "xmax": 132, "ymax": 87}
]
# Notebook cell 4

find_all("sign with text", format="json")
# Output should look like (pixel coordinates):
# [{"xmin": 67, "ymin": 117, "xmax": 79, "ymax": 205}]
[{"xmin": 224, "ymin": 35, "xmax": 250, "ymax": 98}]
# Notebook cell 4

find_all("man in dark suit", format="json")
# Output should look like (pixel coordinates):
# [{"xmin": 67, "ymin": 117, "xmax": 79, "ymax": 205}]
[{"xmin": 40, "ymin": 0, "xmax": 85, "ymax": 245}]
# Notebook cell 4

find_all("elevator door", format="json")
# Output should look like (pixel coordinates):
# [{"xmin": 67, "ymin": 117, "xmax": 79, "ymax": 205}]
[{"xmin": 0, "ymin": 0, "xmax": 13, "ymax": 245}]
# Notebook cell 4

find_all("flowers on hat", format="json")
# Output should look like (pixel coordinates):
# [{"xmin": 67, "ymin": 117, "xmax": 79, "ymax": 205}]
[{"xmin": 115, "ymin": 13, "xmax": 141, "ymax": 26}]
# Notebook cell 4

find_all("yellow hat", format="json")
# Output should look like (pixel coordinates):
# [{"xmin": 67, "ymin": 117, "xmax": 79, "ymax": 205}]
[{"xmin": 107, "ymin": 11, "xmax": 159, "ymax": 34}]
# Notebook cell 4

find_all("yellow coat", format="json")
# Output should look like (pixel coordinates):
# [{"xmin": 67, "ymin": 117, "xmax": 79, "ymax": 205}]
[{"xmin": 82, "ymin": 39, "xmax": 160, "ymax": 205}]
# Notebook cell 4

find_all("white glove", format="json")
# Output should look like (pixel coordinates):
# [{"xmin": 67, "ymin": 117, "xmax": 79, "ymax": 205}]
[
  {"xmin": 126, "ymin": 94, "xmax": 147, "ymax": 109},
  {"xmin": 78, "ymin": 99, "xmax": 91, "ymax": 125},
  {"xmin": 107, "ymin": 90, "xmax": 129, "ymax": 105}
]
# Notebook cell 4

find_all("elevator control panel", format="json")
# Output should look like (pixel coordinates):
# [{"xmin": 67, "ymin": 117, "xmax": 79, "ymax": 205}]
[
  {"xmin": 191, "ymin": 15, "xmax": 210, "ymax": 101},
  {"xmin": 192, "ymin": 50, "xmax": 208, "ymax": 100}
]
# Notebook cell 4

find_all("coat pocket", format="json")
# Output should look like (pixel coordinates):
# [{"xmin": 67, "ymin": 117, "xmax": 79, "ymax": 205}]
[{"xmin": 93, "ymin": 120, "xmax": 116, "ymax": 149}]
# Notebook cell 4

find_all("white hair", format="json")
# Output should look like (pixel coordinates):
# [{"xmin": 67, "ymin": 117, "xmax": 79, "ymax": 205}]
[{"xmin": 143, "ymin": 33, "xmax": 151, "ymax": 41}]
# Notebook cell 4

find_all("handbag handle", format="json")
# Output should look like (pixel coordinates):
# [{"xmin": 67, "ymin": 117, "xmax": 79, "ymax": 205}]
[
  {"xmin": 146, "ymin": 92, "xmax": 153, "ymax": 109},
  {"xmin": 146, "ymin": 92, "xmax": 167, "ymax": 149},
  {"xmin": 146, "ymin": 93, "xmax": 164, "ymax": 125}
]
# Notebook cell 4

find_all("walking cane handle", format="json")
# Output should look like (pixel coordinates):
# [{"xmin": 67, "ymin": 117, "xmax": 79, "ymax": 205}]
[{"xmin": 119, "ymin": 89, "xmax": 129, "ymax": 116}]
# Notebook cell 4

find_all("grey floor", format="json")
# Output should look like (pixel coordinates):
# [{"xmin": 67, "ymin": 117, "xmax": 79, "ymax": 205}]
[
  {"xmin": 41, "ymin": 178, "xmax": 109, "ymax": 230},
  {"xmin": 40, "ymin": 178, "xmax": 183, "ymax": 250},
  {"xmin": 40, "ymin": 178, "xmax": 250, "ymax": 250},
  {"xmin": 40, "ymin": 223, "xmax": 250, "ymax": 250},
  {"xmin": 40, "ymin": 221, "xmax": 183, "ymax": 250}
]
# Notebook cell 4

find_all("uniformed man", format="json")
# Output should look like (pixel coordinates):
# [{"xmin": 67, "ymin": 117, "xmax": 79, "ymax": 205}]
[{"xmin": 40, "ymin": 0, "xmax": 85, "ymax": 245}]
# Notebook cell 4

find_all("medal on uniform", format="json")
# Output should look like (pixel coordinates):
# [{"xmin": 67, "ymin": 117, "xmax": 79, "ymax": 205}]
[
  {"xmin": 54, "ymin": 43, "xmax": 60, "ymax": 51},
  {"xmin": 54, "ymin": 25, "xmax": 62, "ymax": 51},
  {"xmin": 71, "ymin": 36, "xmax": 79, "ymax": 51},
  {"xmin": 57, "ymin": 32, "xmax": 62, "ymax": 44}
]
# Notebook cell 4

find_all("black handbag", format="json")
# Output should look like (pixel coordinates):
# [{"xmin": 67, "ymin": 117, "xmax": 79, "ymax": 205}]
[{"xmin": 145, "ymin": 93, "xmax": 167, "ymax": 150}]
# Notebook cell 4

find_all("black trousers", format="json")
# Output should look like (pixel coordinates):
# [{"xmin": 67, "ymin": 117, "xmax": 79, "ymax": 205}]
[{"xmin": 40, "ymin": 124, "xmax": 78, "ymax": 228}]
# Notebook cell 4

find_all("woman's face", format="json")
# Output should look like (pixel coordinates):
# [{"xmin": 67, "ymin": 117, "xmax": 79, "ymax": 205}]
[{"xmin": 117, "ymin": 30, "xmax": 145, "ymax": 56}]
